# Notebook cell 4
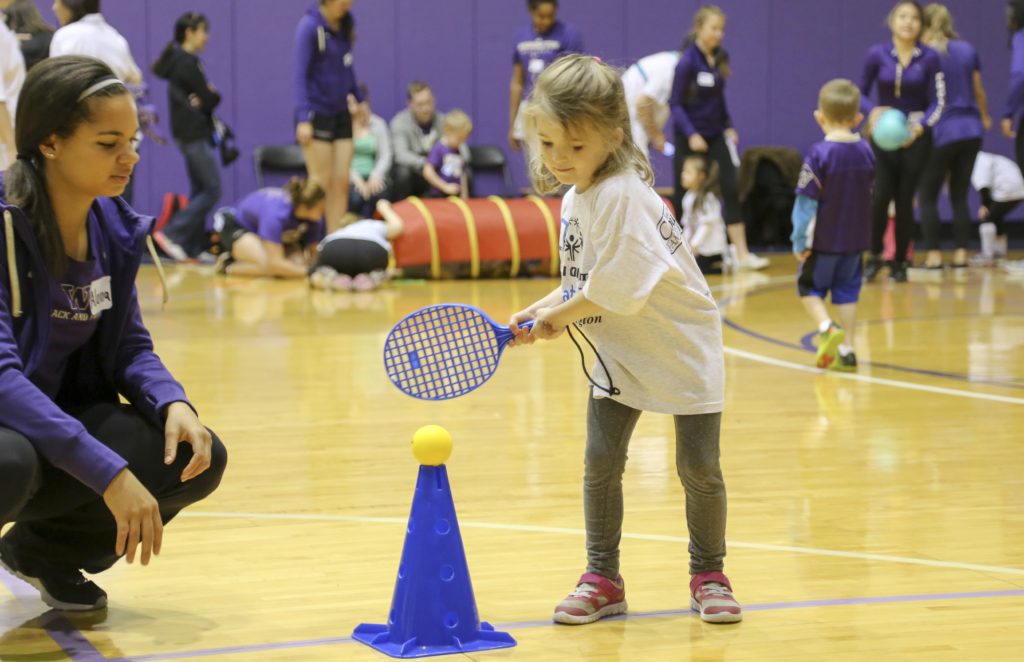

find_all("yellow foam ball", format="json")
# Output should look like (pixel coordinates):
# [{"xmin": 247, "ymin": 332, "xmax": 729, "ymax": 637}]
[{"xmin": 411, "ymin": 425, "xmax": 453, "ymax": 466}]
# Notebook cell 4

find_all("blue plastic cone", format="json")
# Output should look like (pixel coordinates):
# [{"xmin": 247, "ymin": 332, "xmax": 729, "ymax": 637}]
[{"xmin": 352, "ymin": 465, "xmax": 516, "ymax": 658}]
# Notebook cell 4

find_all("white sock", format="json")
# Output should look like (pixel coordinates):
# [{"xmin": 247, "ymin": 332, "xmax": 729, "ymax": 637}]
[
  {"xmin": 838, "ymin": 343, "xmax": 853, "ymax": 356},
  {"xmin": 979, "ymin": 223, "xmax": 996, "ymax": 256},
  {"xmin": 996, "ymin": 235, "xmax": 1008, "ymax": 257},
  {"xmin": 819, "ymin": 319, "xmax": 834, "ymax": 334}
]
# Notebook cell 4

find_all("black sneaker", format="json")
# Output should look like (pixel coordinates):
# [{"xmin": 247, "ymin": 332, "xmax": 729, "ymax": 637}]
[
  {"xmin": 0, "ymin": 537, "xmax": 107, "ymax": 611},
  {"xmin": 890, "ymin": 260, "xmax": 909, "ymax": 283},
  {"xmin": 864, "ymin": 254, "xmax": 885, "ymax": 282},
  {"xmin": 832, "ymin": 351, "xmax": 858, "ymax": 372}
]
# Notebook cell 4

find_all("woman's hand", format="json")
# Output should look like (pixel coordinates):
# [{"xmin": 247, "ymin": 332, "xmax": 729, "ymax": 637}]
[
  {"xmin": 102, "ymin": 469, "xmax": 162, "ymax": 565},
  {"xmin": 902, "ymin": 123, "xmax": 925, "ymax": 147},
  {"xmin": 443, "ymin": 182, "xmax": 461, "ymax": 196},
  {"xmin": 367, "ymin": 174, "xmax": 386, "ymax": 195},
  {"xmin": 688, "ymin": 134, "xmax": 709, "ymax": 153},
  {"xmin": 864, "ymin": 106, "xmax": 888, "ymax": 138},
  {"xmin": 981, "ymin": 113, "xmax": 993, "ymax": 132},
  {"xmin": 1002, "ymin": 117, "xmax": 1016, "ymax": 139},
  {"xmin": 296, "ymin": 121, "xmax": 314, "ymax": 147},
  {"xmin": 164, "ymin": 402, "xmax": 213, "ymax": 482}
]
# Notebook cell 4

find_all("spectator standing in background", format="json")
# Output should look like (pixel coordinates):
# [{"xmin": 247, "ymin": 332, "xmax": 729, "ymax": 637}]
[
  {"xmin": 294, "ymin": 0, "xmax": 362, "ymax": 232},
  {"xmin": 1, "ymin": 0, "xmax": 54, "ymax": 71},
  {"xmin": 508, "ymin": 0, "xmax": 583, "ymax": 154},
  {"xmin": 151, "ymin": 12, "xmax": 222, "ymax": 262}
]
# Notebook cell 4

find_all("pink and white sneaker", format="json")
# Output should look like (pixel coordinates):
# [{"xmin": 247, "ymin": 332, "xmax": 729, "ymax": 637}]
[
  {"xmin": 690, "ymin": 571, "xmax": 742, "ymax": 623},
  {"xmin": 553, "ymin": 573, "xmax": 627, "ymax": 625}
]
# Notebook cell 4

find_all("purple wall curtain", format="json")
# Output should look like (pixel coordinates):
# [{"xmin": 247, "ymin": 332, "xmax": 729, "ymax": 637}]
[{"xmin": 33, "ymin": 0, "xmax": 1013, "ymax": 221}]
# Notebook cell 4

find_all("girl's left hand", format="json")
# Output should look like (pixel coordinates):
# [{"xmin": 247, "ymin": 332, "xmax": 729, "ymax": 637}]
[
  {"xmin": 533, "ymin": 307, "xmax": 566, "ymax": 340},
  {"xmin": 724, "ymin": 128, "xmax": 739, "ymax": 145},
  {"xmin": 163, "ymin": 402, "xmax": 213, "ymax": 482}
]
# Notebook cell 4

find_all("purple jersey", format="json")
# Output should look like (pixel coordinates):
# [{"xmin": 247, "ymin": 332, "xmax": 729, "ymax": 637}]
[
  {"xmin": 33, "ymin": 254, "xmax": 108, "ymax": 399},
  {"xmin": 860, "ymin": 43, "xmax": 945, "ymax": 127},
  {"xmin": 670, "ymin": 42, "xmax": 732, "ymax": 138},
  {"xmin": 932, "ymin": 40, "xmax": 983, "ymax": 147},
  {"xmin": 236, "ymin": 188, "xmax": 325, "ymax": 248},
  {"xmin": 1005, "ymin": 29, "xmax": 1024, "ymax": 119},
  {"xmin": 427, "ymin": 141, "xmax": 465, "ymax": 192},
  {"xmin": 795, "ymin": 137, "xmax": 876, "ymax": 253},
  {"xmin": 512, "ymin": 20, "xmax": 584, "ymax": 99}
]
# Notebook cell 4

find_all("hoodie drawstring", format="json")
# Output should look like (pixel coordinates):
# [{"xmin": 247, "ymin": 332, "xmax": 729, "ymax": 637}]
[
  {"xmin": 145, "ymin": 235, "xmax": 169, "ymax": 308},
  {"xmin": 4, "ymin": 211, "xmax": 22, "ymax": 318}
]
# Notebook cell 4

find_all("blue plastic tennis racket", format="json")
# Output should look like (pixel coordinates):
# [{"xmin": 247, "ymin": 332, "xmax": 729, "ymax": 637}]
[{"xmin": 383, "ymin": 304, "xmax": 533, "ymax": 400}]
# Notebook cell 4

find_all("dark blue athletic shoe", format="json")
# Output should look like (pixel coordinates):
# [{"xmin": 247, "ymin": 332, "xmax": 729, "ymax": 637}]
[{"xmin": 0, "ymin": 535, "xmax": 107, "ymax": 611}]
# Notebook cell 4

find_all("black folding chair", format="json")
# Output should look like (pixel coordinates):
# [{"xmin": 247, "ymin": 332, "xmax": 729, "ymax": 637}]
[
  {"xmin": 468, "ymin": 144, "xmax": 514, "ymax": 197},
  {"xmin": 253, "ymin": 144, "xmax": 307, "ymax": 188}
]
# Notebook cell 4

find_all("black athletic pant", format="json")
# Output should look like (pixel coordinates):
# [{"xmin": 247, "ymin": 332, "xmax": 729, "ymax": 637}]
[
  {"xmin": 870, "ymin": 132, "xmax": 932, "ymax": 262},
  {"xmin": 919, "ymin": 137, "xmax": 981, "ymax": 251},
  {"xmin": 987, "ymin": 200, "xmax": 1021, "ymax": 235},
  {"xmin": 0, "ymin": 402, "xmax": 227, "ymax": 573},
  {"xmin": 673, "ymin": 132, "xmax": 741, "ymax": 226},
  {"xmin": 390, "ymin": 163, "xmax": 429, "ymax": 201}
]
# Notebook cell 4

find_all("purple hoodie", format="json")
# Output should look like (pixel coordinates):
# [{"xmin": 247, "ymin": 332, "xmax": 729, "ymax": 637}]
[
  {"xmin": 0, "ymin": 193, "xmax": 191, "ymax": 494},
  {"xmin": 293, "ymin": 5, "xmax": 363, "ymax": 123}
]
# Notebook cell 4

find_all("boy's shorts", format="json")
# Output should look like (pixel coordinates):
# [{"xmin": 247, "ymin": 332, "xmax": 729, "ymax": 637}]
[{"xmin": 797, "ymin": 252, "xmax": 862, "ymax": 304}]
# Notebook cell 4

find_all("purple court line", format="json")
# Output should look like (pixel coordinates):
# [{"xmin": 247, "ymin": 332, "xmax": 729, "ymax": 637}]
[
  {"xmin": 1, "ymin": 570, "xmax": 109, "ymax": 662},
  {"xmin": 718, "ymin": 288, "xmax": 1024, "ymax": 391},
  {"xmin": 114, "ymin": 589, "xmax": 1024, "ymax": 662}
]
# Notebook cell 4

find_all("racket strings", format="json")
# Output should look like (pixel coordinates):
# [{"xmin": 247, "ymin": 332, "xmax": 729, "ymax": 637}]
[
  {"xmin": 384, "ymin": 306, "xmax": 500, "ymax": 399},
  {"xmin": 566, "ymin": 323, "xmax": 620, "ymax": 397}
]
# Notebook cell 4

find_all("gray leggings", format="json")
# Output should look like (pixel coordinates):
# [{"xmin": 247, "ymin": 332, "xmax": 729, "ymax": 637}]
[{"xmin": 584, "ymin": 394, "xmax": 727, "ymax": 578}]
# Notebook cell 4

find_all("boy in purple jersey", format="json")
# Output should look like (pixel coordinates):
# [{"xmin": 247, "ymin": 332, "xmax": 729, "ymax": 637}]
[
  {"xmin": 792, "ymin": 80, "xmax": 876, "ymax": 372},
  {"xmin": 423, "ymin": 110, "xmax": 472, "ymax": 198}
]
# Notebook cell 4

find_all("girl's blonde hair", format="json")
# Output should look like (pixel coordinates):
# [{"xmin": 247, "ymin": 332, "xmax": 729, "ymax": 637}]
[
  {"xmin": 922, "ymin": 3, "xmax": 957, "ymax": 54},
  {"xmin": 285, "ymin": 177, "xmax": 326, "ymax": 209},
  {"xmin": 687, "ymin": 5, "xmax": 731, "ymax": 79},
  {"xmin": 683, "ymin": 155, "xmax": 720, "ymax": 213},
  {"xmin": 523, "ymin": 54, "xmax": 653, "ymax": 195}
]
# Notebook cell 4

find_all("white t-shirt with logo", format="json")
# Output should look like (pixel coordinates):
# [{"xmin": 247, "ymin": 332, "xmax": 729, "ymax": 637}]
[
  {"xmin": 559, "ymin": 170, "xmax": 724, "ymax": 415},
  {"xmin": 681, "ymin": 191, "xmax": 728, "ymax": 257}
]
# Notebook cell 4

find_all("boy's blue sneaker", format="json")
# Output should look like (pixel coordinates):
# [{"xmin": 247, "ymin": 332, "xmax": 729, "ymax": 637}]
[{"xmin": 815, "ymin": 323, "xmax": 845, "ymax": 369}]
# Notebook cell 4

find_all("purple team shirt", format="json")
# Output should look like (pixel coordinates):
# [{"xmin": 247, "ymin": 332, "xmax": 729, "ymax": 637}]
[
  {"xmin": 931, "ymin": 40, "xmax": 983, "ymax": 147},
  {"xmin": 860, "ymin": 43, "xmax": 945, "ymax": 127},
  {"xmin": 427, "ymin": 141, "xmax": 465, "ymax": 193},
  {"xmin": 512, "ymin": 20, "xmax": 584, "ymax": 99},
  {"xmin": 236, "ymin": 188, "xmax": 325, "ymax": 247},
  {"xmin": 670, "ymin": 42, "xmax": 732, "ymax": 139},
  {"xmin": 795, "ymin": 139, "xmax": 876, "ymax": 253},
  {"xmin": 293, "ymin": 5, "xmax": 363, "ymax": 123},
  {"xmin": 1005, "ymin": 29, "xmax": 1024, "ymax": 120},
  {"xmin": 33, "ymin": 256, "xmax": 106, "ymax": 399}
]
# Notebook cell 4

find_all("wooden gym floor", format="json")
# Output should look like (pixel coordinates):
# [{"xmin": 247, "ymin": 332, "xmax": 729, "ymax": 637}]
[{"xmin": 2, "ymin": 257, "xmax": 1024, "ymax": 661}]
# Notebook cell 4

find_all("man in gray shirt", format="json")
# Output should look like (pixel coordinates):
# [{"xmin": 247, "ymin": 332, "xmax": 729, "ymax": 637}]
[{"xmin": 390, "ymin": 81, "xmax": 470, "ymax": 199}]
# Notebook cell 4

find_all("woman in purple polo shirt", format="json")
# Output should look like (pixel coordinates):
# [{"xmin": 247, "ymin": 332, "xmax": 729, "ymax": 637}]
[
  {"xmin": 917, "ymin": 4, "xmax": 989, "ymax": 270},
  {"xmin": 294, "ymin": 0, "xmax": 362, "ymax": 231},
  {"xmin": 670, "ymin": 5, "xmax": 767, "ymax": 271},
  {"xmin": 508, "ymin": 0, "xmax": 583, "ymax": 153},
  {"xmin": 1003, "ymin": 0, "xmax": 1024, "ymax": 169},
  {"xmin": 0, "ymin": 57, "xmax": 226, "ymax": 612},
  {"xmin": 860, "ymin": 1, "xmax": 945, "ymax": 283}
]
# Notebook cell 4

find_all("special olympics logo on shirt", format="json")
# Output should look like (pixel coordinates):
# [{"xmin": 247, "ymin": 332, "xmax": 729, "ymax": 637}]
[
  {"xmin": 797, "ymin": 164, "xmax": 817, "ymax": 191},
  {"xmin": 656, "ymin": 205, "xmax": 684, "ymax": 255},
  {"xmin": 561, "ymin": 217, "xmax": 583, "ymax": 261}
]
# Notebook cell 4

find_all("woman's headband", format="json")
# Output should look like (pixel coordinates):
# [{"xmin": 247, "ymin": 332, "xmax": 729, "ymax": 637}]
[{"xmin": 77, "ymin": 78, "xmax": 125, "ymax": 103}]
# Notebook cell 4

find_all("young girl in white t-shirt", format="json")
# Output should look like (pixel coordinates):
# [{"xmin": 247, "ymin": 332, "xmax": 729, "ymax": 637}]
[
  {"xmin": 508, "ymin": 54, "xmax": 741, "ymax": 626},
  {"xmin": 680, "ymin": 155, "xmax": 728, "ymax": 274}
]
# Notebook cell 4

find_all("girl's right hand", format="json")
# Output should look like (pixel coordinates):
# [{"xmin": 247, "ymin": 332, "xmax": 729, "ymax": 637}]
[
  {"xmin": 102, "ymin": 469, "xmax": 162, "ymax": 566},
  {"xmin": 296, "ymin": 122, "xmax": 314, "ymax": 146},
  {"xmin": 688, "ymin": 134, "xmax": 709, "ymax": 153},
  {"xmin": 508, "ymin": 310, "xmax": 536, "ymax": 347}
]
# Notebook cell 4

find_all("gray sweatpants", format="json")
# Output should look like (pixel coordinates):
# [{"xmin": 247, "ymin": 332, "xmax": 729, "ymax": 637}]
[{"xmin": 584, "ymin": 393, "xmax": 727, "ymax": 578}]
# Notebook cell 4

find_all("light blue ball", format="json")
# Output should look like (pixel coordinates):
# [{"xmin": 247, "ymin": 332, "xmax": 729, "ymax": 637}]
[{"xmin": 872, "ymin": 108, "xmax": 910, "ymax": 151}]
